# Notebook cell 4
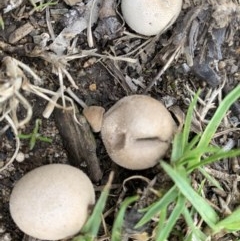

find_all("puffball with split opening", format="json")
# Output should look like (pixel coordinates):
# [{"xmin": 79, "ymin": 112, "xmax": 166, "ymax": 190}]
[
  {"xmin": 121, "ymin": 0, "xmax": 182, "ymax": 36},
  {"xmin": 101, "ymin": 95, "xmax": 177, "ymax": 170},
  {"xmin": 9, "ymin": 164, "xmax": 95, "ymax": 240}
]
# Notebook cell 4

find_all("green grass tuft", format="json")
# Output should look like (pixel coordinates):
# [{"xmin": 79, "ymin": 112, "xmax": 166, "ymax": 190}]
[{"xmin": 72, "ymin": 85, "xmax": 240, "ymax": 240}]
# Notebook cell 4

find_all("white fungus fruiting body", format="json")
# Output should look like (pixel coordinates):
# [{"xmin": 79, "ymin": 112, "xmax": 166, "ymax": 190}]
[
  {"xmin": 101, "ymin": 95, "xmax": 176, "ymax": 170},
  {"xmin": 9, "ymin": 164, "xmax": 95, "ymax": 240},
  {"xmin": 121, "ymin": 0, "xmax": 182, "ymax": 36},
  {"xmin": 83, "ymin": 106, "xmax": 105, "ymax": 132}
]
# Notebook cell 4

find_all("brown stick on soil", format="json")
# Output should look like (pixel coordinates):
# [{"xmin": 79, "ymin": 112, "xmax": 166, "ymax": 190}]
[
  {"xmin": 54, "ymin": 107, "xmax": 102, "ymax": 183},
  {"xmin": 94, "ymin": 0, "xmax": 122, "ymax": 41},
  {"xmin": 99, "ymin": 0, "xmax": 116, "ymax": 19}
]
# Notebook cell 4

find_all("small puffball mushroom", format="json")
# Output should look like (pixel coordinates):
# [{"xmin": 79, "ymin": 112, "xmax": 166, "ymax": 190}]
[
  {"xmin": 9, "ymin": 164, "xmax": 95, "ymax": 240},
  {"xmin": 121, "ymin": 0, "xmax": 182, "ymax": 36},
  {"xmin": 83, "ymin": 106, "xmax": 105, "ymax": 132},
  {"xmin": 101, "ymin": 95, "xmax": 177, "ymax": 170}
]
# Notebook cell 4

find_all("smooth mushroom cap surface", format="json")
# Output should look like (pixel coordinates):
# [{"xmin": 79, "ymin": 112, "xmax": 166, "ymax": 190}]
[
  {"xmin": 9, "ymin": 164, "xmax": 95, "ymax": 240},
  {"xmin": 121, "ymin": 0, "xmax": 182, "ymax": 36},
  {"xmin": 101, "ymin": 95, "xmax": 177, "ymax": 170}
]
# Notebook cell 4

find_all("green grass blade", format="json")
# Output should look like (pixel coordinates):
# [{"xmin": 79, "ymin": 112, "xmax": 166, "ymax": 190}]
[
  {"xmin": 38, "ymin": 136, "xmax": 53, "ymax": 143},
  {"xmin": 188, "ymin": 149, "xmax": 240, "ymax": 172},
  {"xmin": 184, "ymin": 133, "xmax": 201, "ymax": 153},
  {"xmin": 198, "ymin": 167, "xmax": 223, "ymax": 191},
  {"xmin": 73, "ymin": 172, "xmax": 113, "ymax": 241},
  {"xmin": 155, "ymin": 207, "xmax": 167, "ymax": 237},
  {"xmin": 171, "ymin": 133, "xmax": 184, "ymax": 163},
  {"xmin": 155, "ymin": 194, "xmax": 185, "ymax": 241},
  {"xmin": 179, "ymin": 146, "xmax": 220, "ymax": 167},
  {"xmin": 197, "ymin": 85, "xmax": 240, "ymax": 149},
  {"xmin": 18, "ymin": 134, "xmax": 32, "ymax": 139},
  {"xmin": 182, "ymin": 89, "xmax": 201, "ymax": 151},
  {"xmin": 171, "ymin": 132, "xmax": 184, "ymax": 163},
  {"xmin": 183, "ymin": 207, "xmax": 208, "ymax": 241},
  {"xmin": 161, "ymin": 162, "xmax": 219, "ymax": 228},
  {"xmin": 170, "ymin": 92, "xmax": 199, "ymax": 163},
  {"xmin": 213, "ymin": 208, "xmax": 240, "ymax": 233},
  {"xmin": 135, "ymin": 186, "xmax": 178, "ymax": 228},
  {"xmin": 29, "ymin": 119, "xmax": 41, "ymax": 149},
  {"xmin": 111, "ymin": 195, "xmax": 139, "ymax": 241},
  {"xmin": 0, "ymin": 15, "xmax": 4, "ymax": 30}
]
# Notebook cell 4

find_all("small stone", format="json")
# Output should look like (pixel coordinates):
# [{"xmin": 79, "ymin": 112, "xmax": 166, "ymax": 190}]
[{"xmin": 15, "ymin": 152, "xmax": 25, "ymax": 163}]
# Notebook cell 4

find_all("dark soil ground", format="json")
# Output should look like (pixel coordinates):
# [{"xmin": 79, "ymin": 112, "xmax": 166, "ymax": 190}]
[{"xmin": 0, "ymin": 0, "xmax": 240, "ymax": 240}]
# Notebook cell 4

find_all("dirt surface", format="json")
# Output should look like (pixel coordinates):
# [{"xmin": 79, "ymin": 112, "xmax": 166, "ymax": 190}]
[{"xmin": 0, "ymin": 0, "xmax": 240, "ymax": 240}]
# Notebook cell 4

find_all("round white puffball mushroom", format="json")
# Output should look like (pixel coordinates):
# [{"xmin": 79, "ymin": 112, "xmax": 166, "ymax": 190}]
[
  {"xmin": 121, "ymin": 0, "xmax": 182, "ymax": 36},
  {"xmin": 101, "ymin": 95, "xmax": 176, "ymax": 170},
  {"xmin": 9, "ymin": 164, "xmax": 95, "ymax": 240}
]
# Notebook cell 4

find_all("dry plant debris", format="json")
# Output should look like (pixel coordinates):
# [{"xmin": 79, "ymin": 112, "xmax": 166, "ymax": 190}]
[{"xmin": 0, "ymin": 0, "xmax": 240, "ymax": 240}]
